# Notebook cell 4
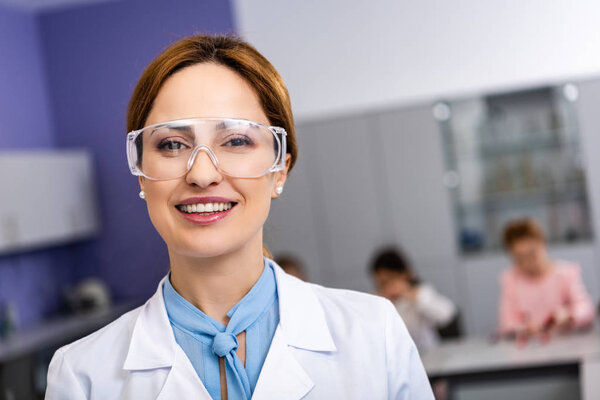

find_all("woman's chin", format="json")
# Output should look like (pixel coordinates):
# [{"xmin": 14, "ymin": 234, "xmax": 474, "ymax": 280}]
[{"xmin": 168, "ymin": 237, "xmax": 244, "ymax": 260}]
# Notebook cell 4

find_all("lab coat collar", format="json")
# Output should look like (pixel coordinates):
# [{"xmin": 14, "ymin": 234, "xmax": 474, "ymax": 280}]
[
  {"xmin": 271, "ymin": 262, "xmax": 337, "ymax": 352},
  {"xmin": 122, "ymin": 260, "xmax": 337, "ymax": 372},
  {"xmin": 123, "ymin": 275, "xmax": 177, "ymax": 370}
]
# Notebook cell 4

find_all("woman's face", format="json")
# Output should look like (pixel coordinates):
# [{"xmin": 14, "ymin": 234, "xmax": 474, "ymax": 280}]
[{"xmin": 140, "ymin": 63, "xmax": 289, "ymax": 259}]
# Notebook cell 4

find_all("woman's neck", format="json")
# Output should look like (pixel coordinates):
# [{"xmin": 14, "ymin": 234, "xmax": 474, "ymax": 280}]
[{"xmin": 168, "ymin": 235, "xmax": 266, "ymax": 325}]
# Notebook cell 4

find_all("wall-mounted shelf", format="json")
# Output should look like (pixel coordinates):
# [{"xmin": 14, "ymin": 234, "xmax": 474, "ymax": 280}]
[{"xmin": 0, "ymin": 151, "xmax": 100, "ymax": 255}]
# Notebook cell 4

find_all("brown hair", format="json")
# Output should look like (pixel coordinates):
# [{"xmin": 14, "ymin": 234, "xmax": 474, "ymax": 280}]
[
  {"xmin": 503, "ymin": 218, "xmax": 546, "ymax": 249},
  {"xmin": 127, "ymin": 34, "xmax": 297, "ymax": 171},
  {"xmin": 127, "ymin": 34, "xmax": 296, "ymax": 258}
]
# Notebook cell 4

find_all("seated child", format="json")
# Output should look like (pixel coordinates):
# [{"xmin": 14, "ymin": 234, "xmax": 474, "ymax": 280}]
[
  {"xmin": 370, "ymin": 247, "xmax": 457, "ymax": 352},
  {"xmin": 498, "ymin": 218, "xmax": 595, "ymax": 339}
]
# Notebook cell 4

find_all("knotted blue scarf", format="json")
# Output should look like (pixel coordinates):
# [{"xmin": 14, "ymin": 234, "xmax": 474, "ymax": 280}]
[{"xmin": 163, "ymin": 259, "xmax": 279, "ymax": 400}]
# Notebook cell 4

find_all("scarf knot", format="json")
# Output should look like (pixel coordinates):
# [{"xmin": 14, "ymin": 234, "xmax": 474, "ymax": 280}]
[{"xmin": 212, "ymin": 332, "xmax": 239, "ymax": 357}]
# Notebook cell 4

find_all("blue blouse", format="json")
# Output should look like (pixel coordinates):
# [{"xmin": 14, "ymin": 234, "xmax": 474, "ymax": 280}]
[{"xmin": 162, "ymin": 259, "xmax": 279, "ymax": 400}]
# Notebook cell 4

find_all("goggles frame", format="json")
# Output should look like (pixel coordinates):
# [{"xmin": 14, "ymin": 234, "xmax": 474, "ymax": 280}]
[{"xmin": 126, "ymin": 117, "xmax": 287, "ymax": 180}]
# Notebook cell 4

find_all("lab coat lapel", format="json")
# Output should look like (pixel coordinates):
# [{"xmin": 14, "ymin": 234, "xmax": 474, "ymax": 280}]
[
  {"xmin": 251, "ymin": 326, "xmax": 314, "ymax": 400},
  {"xmin": 123, "ymin": 276, "xmax": 175, "ymax": 371},
  {"xmin": 271, "ymin": 263, "xmax": 337, "ymax": 352},
  {"xmin": 155, "ymin": 346, "xmax": 212, "ymax": 400},
  {"xmin": 122, "ymin": 275, "xmax": 211, "ymax": 399},
  {"xmin": 251, "ymin": 263, "xmax": 338, "ymax": 399}
]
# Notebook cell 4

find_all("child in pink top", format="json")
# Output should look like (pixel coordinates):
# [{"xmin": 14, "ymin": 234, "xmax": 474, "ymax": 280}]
[{"xmin": 498, "ymin": 219, "xmax": 595, "ymax": 338}]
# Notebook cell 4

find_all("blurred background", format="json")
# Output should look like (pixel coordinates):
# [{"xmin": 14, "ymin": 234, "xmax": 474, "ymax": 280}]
[{"xmin": 2, "ymin": 0, "xmax": 600, "ymax": 399}]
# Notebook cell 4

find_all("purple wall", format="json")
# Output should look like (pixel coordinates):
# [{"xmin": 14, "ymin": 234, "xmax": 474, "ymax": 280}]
[
  {"xmin": 0, "ymin": 6, "xmax": 69, "ymax": 329},
  {"xmin": 0, "ymin": 0, "xmax": 235, "ymax": 329},
  {"xmin": 0, "ymin": 7, "xmax": 54, "ymax": 147}
]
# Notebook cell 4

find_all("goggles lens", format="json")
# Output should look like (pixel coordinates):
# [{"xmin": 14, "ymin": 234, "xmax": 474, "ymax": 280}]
[{"xmin": 127, "ymin": 118, "xmax": 286, "ymax": 180}]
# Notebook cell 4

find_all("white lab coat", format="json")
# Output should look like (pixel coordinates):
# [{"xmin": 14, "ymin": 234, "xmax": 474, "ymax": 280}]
[{"xmin": 45, "ymin": 264, "xmax": 434, "ymax": 399}]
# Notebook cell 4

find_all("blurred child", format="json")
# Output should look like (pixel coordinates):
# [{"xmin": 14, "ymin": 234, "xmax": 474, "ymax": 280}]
[
  {"xmin": 498, "ymin": 218, "xmax": 595, "ymax": 340},
  {"xmin": 370, "ymin": 247, "xmax": 457, "ymax": 352}
]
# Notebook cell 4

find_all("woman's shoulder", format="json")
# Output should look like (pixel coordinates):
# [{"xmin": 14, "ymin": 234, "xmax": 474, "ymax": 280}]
[
  {"xmin": 53, "ymin": 305, "xmax": 143, "ymax": 368},
  {"xmin": 273, "ymin": 262, "xmax": 393, "ymax": 323},
  {"xmin": 45, "ymin": 306, "xmax": 145, "ymax": 399},
  {"xmin": 306, "ymin": 282, "xmax": 399, "ymax": 329},
  {"xmin": 310, "ymin": 282, "xmax": 390, "ymax": 310}
]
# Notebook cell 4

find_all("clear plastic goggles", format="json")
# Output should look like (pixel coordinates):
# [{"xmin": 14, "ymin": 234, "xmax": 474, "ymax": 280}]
[{"xmin": 126, "ymin": 118, "xmax": 287, "ymax": 180}]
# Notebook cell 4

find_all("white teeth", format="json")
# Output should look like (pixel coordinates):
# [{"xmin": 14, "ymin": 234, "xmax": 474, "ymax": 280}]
[{"xmin": 180, "ymin": 202, "xmax": 234, "ymax": 214}]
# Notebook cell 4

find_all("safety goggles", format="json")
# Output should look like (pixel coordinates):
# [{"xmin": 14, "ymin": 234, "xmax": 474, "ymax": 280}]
[{"xmin": 126, "ymin": 118, "xmax": 287, "ymax": 180}]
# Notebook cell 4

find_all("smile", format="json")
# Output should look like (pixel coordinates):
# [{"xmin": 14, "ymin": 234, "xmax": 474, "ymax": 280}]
[
  {"xmin": 176, "ymin": 202, "xmax": 236, "ymax": 214},
  {"xmin": 175, "ymin": 198, "xmax": 238, "ymax": 226}
]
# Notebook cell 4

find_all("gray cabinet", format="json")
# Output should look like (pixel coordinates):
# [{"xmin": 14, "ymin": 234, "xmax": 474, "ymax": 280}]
[
  {"xmin": 308, "ymin": 116, "xmax": 392, "ymax": 291},
  {"xmin": 376, "ymin": 106, "xmax": 461, "ymax": 305}
]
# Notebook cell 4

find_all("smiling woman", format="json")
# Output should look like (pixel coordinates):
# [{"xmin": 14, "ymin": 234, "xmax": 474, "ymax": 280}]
[{"xmin": 44, "ymin": 34, "xmax": 434, "ymax": 400}]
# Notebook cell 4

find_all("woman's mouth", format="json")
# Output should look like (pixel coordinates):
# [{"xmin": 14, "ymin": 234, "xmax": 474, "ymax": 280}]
[
  {"xmin": 175, "ymin": 199, "xmax": 238, "ymax": 225},
  {"xmin": 176, "ymin": 202, "xmax": 236, "ymax": 214}
]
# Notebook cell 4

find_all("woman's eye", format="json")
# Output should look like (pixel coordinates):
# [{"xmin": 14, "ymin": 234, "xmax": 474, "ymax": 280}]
[
  {"xmin": 224, "ymin": 135, "xmax": 253, "ymax": 147},
  {"xmin": 158, "ymin": 140, "xmax": 187, "ymax": 151}
]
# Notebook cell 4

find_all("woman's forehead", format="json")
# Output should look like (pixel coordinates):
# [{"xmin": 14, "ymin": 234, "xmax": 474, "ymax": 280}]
[{"xmin": 146, "ymin": 63, "xmax": 269, "ymax": 127}]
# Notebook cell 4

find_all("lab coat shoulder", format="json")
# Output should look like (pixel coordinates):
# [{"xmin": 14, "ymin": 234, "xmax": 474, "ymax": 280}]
[
  {"xmin": 45, "ymin": 306, "xmax": 143, "ymax": 399},
  {"xmin": 310, "ymin": 283, "xmax": 392, "ymax": 329},
  {"xmin": 294, "ymin": 282, "xmax": 434, "ymax": 399}
]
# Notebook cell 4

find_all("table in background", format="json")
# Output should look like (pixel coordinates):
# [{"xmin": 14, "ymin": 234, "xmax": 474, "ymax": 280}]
[
  {"xmin": 422, "ymin": 331, "xmax": 600, "ymax": 400},
  {"xmin": 0, "ymin": 301, "xmax": 141, "ymax": 400}
]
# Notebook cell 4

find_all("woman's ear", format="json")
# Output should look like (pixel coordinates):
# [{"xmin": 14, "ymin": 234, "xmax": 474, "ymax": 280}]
[
  {"xmin": 271, "ymin": 154, "xmax": 291, "ymax": 198},
  {"xmin": 138, "ymin": 176, "xmax": 145, "ymax": 192}
]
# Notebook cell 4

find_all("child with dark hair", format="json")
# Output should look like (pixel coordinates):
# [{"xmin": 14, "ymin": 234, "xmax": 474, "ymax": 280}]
[{"xmin": 370, "ymin": 247, "xmax": 456, "ymax": 351}]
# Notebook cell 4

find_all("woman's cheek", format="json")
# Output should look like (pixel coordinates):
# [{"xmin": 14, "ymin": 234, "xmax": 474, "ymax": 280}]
[{"xmin": 144, "ymin": 184, "xmax": 176, "ymax": 242}]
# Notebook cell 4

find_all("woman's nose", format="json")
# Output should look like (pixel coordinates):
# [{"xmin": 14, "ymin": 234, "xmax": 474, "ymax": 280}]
[{"xmin": 185, "ymin": 146, "xmax": 223, "ymax": 188}]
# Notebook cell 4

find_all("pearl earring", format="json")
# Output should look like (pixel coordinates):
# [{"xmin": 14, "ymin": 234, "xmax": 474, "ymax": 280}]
[
  {"xmin": 139, "ymin": 190, "xmax": 146, "ymax": 200},
  {"xmin": 275, "ymin": 186, "xmax": 283, "ymax": 195}
]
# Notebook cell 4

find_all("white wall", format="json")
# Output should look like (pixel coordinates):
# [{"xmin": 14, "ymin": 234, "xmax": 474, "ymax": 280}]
[{"xmin": 234, "ymin": 0, "xmax": 600, "ymax": 121}]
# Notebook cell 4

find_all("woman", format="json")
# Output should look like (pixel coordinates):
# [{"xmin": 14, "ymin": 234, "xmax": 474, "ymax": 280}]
[
  {"xmin": 498, "ymin": 218, "xmax": 595, "ymax": 340},
  {"xmin": 371, "ymin": 247, "xmax": 457, "ymax": 352},
  {"xmin": 45, "ymin": 35, "xmax": 433, "ymax": 399}
]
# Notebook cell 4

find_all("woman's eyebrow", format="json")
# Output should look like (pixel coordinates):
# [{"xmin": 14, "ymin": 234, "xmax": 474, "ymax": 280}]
[
  {"xmin": 152, "ymin": 124, "xmax": 194, "ymax": 138},
  {"xmin": 215, "ymin": 121, "xmax": 230, "ymax": 130},
  {"xmin": 172, "ymin": 125, "xmax": 194, "ymax": 133}
]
